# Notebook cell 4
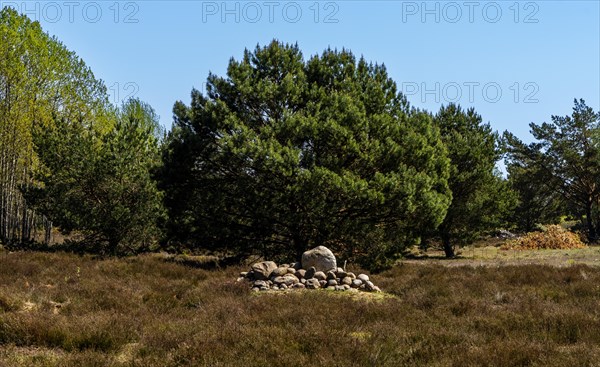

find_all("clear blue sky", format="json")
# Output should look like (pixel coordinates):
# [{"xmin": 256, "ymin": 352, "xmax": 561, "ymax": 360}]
[{"xmin": 5, "ymin": 0, "xmax": 599, "ymax": 142}]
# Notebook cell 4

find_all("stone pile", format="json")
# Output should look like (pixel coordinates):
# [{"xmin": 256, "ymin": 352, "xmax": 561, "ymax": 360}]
[{"xmin": 237, "ymin": 246, "xmax": 382, "ymax": 293}]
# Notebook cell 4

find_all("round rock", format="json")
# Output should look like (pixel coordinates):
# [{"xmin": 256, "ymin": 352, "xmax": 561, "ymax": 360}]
[
  {"xmin": 351, "ymin": 279, "xmax": 363, "ymax": 288},
  {"xmin": 301, "ymin": 246, "xmax": 337, "ymax": 273},
  {"xmin": 306, "ymin": 278, "xmax": 321, "ymax": 289},
  {"xmin": 295, "ymin": 269, "xmax": 307, "ymax": 279},
  {"xmin": 314, "ymin": 271, "xmax": 327, "ymax": 281},
  {"xmin": 271, "ymin": 267, "xmax": 289, "ymax": 277},
  {"xmin": 305, "ymin": 267, "xmax": 316, "ymax": 280},
  {"xmin": 251, "ymin": 261, "xmax": 278, "ymax": 280}
]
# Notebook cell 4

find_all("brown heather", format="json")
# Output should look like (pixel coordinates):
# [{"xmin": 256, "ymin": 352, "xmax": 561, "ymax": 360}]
[{"xmin": 1, "ymin": 251, "xmax": 600, "ymax": 366}]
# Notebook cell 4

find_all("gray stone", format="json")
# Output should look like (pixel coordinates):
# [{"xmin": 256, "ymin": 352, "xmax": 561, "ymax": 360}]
[
  {"xmin": 306, "ymin": 278, "xmax": 321, "ymax": 289},
  {"xmin": 341, "ymin": 277, "xmax": 353, "ymax": 286},
  {"xmin": 365, "ymin": 281, "xmax": 375, "ymax": 292},
  {"xmin": 314, "ymin": 271, "xmax": 327, "ymax": 281},
  {"xmin": 286, "ymin": 268, "xmax": 296, "ymax": 274},
  {"xmin": 251, "ymin": 261, "xmax": 278, "ymax": 280},
  {"xmin": 305, "ymin": 267, "xmax": 316, "ymax": 280},
  {"xmin": 300, "ymin": 278, "xmax": 307, "ymax": 285},
  {"xmin": 335, "ymin": 285, "xmax": 345, "ymax": 291},
  {"xmin": 295, "ymin": 269, "xmax": 306, "ymax": 279},
  {"xmin": 327, "ymin": 279, "xmax": 338, "ymax": 287},
  {"xmin": 279, "ymin": 283, "xmax": 288, "ymax": 290},
  {"xmin": 274, "ymin": 275, "xmax": 299, "ymax": 286},
  {"xmin": 347, "ymin": 272, "xmax": 356, "ymax": 279},
  {"xmin": 326, "ymin": 271, "xmax": 336, "ymax": 280},
  {"xmin": 271, "ymin": 267, "xmax": 289, "ymax": 277},
  {"xmin": 336, "ymin": 269, "xmax": 347, "ymax": 278},
  {"xmin": 342, "ymin": 284, "xmax": 351, "ymax": 290},
  {"xmin": 351, "ymin": 279, "xmax": 363, "ymax": 288},
  {"xmin": 293, "ymin": 283, "xmax": 306, "ymax": 289},
  {"xmin": 357, "ymin": 274, "xmax": 370, "ymax": 282},
  {"xmin": 292, "ymin": 262, "xmax": 302, "ymax": 270},
  {"xmin": 254, "ymin": 280, "xmax": 268, "ymax": 288},
  {"xmin": 301, "ymin": 246, "xmax": 337, "ymax": 272},
  {"xmin": 319, "ymin": 280, "xmax": 327, "ymax": 287}
]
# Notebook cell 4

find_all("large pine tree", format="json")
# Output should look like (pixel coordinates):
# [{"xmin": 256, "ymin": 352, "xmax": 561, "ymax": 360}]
[{"xmin": 161, "ymin": 41, "xmax": 451, "ymax": 269}]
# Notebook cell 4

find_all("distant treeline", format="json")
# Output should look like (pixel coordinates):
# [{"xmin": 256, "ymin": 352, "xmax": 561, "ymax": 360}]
[{"xmin": 1, "ymin": 8, "xmax": 598, "ymax": 270}]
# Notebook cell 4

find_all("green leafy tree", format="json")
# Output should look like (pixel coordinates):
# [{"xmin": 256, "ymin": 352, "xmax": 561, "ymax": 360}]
[
  {"xmin": 1, "ymin": 7, "xmax": 110, "ymax": 244},
  {"xmin": 504, "ymin": 99, "xmax": 600, "ymax": 241},
  {"xmin": 31, "ymin": 99, "xmax": 164, "ymax": 254},
  {"xmin": 161, "ymin": 41, "xmax": 451, "ymax": 269},
  {"xmin": 431, "ymin": 104, "xmax": 515, "ymax": 258}
]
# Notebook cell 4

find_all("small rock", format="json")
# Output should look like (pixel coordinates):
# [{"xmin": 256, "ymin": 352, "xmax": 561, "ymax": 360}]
[
  {"xmin": 341, "ymin": 277, "xmax": 353, "ymax": 286},
  {"xmin": 335, "ymin": 285, "xmax": 345, "ymax": 291},
  {"xmin": 373, "ymin": 286, "xmax": 382, "ymax": 292},
  {"xmin": 254, "ymin": 280, "xmax": 268, "ymax": 288},
  {"xmin": 251, "ymin": 287, "xmax": 260, "ymax": 292},
  {"xmin": 327, "ymin": 279, "xmax": 338, "ymax": 287},
  {"xmin": 251, "ymin": 261, "xmax": 278, "ymax": 280},
  {"xmin": 326, "ymin": 271, "xmax": 336, "ymax": 281},
  {"xmin": 236, "ymin": 277, "xmax": 245, "ymax": 282},
  {"xmin": 305, "ymin": 267, "xmax": 316, "ymax": 280},
  {"xmin": 351, "ymin": 279, "xmax": 363, "ymax": 288},
  {"xmin": 286, "ymin": 268, "xmax": 296, "ymax": 274},
  {"xmin": 336, "ymin": 269, "xmax": 347, "ymax": 278},
  {"xmin": 347, "ymin": 272, "xmax": 356, "ymax": 279},
  {"xmin": 295, "ymin": 269, "xmax": 306, "ymax": 279},
  {"xmin": 292, "ymin": 262, "xmax": 303, "ymax": 270},
  {"xmin": 357, "ymin": 274, "xmax": 370, "ymax": 282},
  {"xmin": 271, "ymin": 267, "xmax": 289, "ymax": 277},
  {"xmin": 293, "ymin": 283, "xmax": 306, "ymax": 289},
  {"xmin": 280, "ymin": 264, "xmax": 290, "ymax": 268},
  {"xmin": 301, "ymin": 246, "xmax": 337, "ymax": 272},
  {"xmin": 280, "ymin": 283, "xmax": 288, "ymax": 290},
  {"xmin": 342, "ymin": 284, "xmax": 351, "ymax": 290},
  {"xmin": 319, "ymin": 280, "xmax": 327, "ymax": 287},
  {"xmin": 274, "ymin": 275, "xmax": 299, "ymax": 286},
  {"xmin": 306, "ymin": 279, "xmax": 321, "ymax": 289},
  {"xmin": 300, "ymin": 278, "xmax": 307, "ymax": 285},
  {"xmin": 326, "ymin": 286, "xmax": 336, "ymax": 291},
  {"xmin": 314, "ymin": 271, "xmax": 327, "ymax": 281},
  {"xmin": 365, "ymin": 281, "xmax": 375, "ymax": 292},
  {"xmin": 240, "ymin": 272, "xmax": 248, "ymax": 277}
]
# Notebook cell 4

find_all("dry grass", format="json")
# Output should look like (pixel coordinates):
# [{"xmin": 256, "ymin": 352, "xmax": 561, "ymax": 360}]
[
  {"xmin": 502, "ymin": 225, "xmax": 587, "ymax": 251},
  {"xmin": 1, "ymin": 251, "xmax": 600, "ymax": 366}
]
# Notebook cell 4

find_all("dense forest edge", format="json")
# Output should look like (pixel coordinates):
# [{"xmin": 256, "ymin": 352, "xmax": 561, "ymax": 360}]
[{"xmin": 1, "ymin": 7, "xmax": 599, "ymax": 272}]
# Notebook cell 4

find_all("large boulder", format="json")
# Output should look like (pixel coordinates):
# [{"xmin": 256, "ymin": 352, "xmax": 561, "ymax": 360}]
[
  {"xmin": 301, "ymin": 246, "xmax": 337, "ymax": 272},
  {"xmin": 251, "ymin": 261, "xmax": 278, "ymax": 280}
]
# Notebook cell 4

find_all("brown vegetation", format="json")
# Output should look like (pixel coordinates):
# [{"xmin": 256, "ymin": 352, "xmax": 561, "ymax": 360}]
[
  {"xmin": 502, "ymin": 225, "xmax": 587, "ymax": 251},
  {"xmin": 1, "ymin": 251, "xmax": 600, "ymax": 366}
]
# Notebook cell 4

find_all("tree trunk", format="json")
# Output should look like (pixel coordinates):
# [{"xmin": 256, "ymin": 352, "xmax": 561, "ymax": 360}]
[
  {"xmin": 586, "ymin": 199, "xmax": 597, "ymax": 243},
  {"xmin": 442, "ymin": 232, "xmax": 455, "ymax": 258}
]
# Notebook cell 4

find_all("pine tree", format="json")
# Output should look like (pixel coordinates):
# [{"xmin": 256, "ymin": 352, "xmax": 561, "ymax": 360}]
[
  {"xmin": 161, "ymin": 41, "xmax": 451, "ymax": 270},
  {"xmin": 432, "ymin": 104, "xmax": 515, "ymax": 258}
]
